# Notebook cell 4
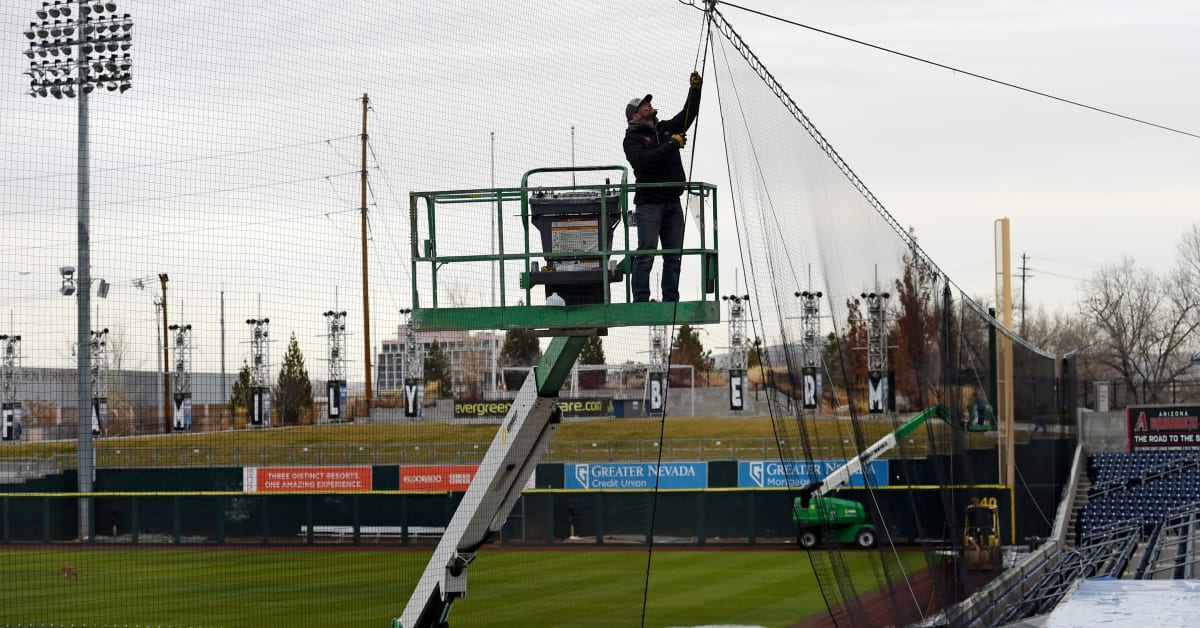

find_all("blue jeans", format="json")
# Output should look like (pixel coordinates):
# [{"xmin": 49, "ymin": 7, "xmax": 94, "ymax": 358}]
[{"xmin": 632, "ymin": 200, "xmax": 685, "ymax": 302}]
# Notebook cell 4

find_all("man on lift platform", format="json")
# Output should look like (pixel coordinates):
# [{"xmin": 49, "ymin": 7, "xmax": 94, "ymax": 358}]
[{"xmin": 623, "ymin": 71, "xmax": 703, "ymax": 302}]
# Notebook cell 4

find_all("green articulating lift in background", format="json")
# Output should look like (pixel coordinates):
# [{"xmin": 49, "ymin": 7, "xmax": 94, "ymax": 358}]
[{"xmin": 395, "ymin": 166, "xmax": 721, "ymax": 628}]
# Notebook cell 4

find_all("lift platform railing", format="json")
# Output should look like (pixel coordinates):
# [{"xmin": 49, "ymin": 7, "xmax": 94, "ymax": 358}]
[{"xmin": 408, "ymin": 166, "xmax": 721, "ymax": 332}]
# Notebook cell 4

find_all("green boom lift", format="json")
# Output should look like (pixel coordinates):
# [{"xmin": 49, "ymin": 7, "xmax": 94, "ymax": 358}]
[{"xmin": 395, "ymin": 167, "xmax": 721, "ymax": 628}]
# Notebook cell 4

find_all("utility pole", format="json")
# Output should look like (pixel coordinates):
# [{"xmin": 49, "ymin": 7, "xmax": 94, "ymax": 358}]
[
  {"xmin": 220, "ymin": 290, "xmax": 226, "ymax": 423},
  {"xmin": 360, "ymin": 93, "xmax": 373, "ymax": 407},
  {"xmin": 1017, "ymin": 252, "xmax": 1033, "ymax": 337},
  {"xmin": 159, "ymin": 273, "xmax": 170, "ymax": 430}
]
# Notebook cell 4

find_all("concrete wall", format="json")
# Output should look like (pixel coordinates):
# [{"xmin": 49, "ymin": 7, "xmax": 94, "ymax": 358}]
[{"xmin": 1077, "ymin": 409, "xmax": 1128, "ymax": 452}]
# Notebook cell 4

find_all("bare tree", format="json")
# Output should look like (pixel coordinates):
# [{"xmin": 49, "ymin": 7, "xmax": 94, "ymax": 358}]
[{"xmin": 1079, "ymin": 254, "xmax": 1200, "ymax": 403}]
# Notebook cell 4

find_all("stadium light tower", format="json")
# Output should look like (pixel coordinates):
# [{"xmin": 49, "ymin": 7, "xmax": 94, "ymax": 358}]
[
  {"xmin": 323, "ymin": 310, "xmax": 347, "ymax": 421},
  {"xmin": 1, "ymin": 334, "xmax": 21, "ymax": 441},
  {"xmin": 169, "ymin": 324, "xmax": 193, "ymax": 431},
  {"xmin": 861, "ymin": 291, "xmax": 892, "ymax": 414},
  {"xmin": 795, "ymin": 290, "xmax": 823, "ymax": 412},
  {"xmin": 246, "ymin": 318, "xmax": 271, "ymax": 426},
  {"xmin": 23, "ymin": 0, "xmax": 134, "ymax": 541},
  {"xmin": 399, "ymin": 308, "xmax": 424, "ymax": 419},
  {"xmin": 722, "ymin": 294, "xmax": 750, "ymax": 412}
]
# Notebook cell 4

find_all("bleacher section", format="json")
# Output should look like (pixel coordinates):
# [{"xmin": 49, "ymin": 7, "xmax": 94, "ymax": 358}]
[
  {"xmin": 939, "ymin": 447, "xmax": 1200, "ymax": 627},
  {"xmin": 1079, "ymin": 450, "xmax": 1200, "ymax": 540}
]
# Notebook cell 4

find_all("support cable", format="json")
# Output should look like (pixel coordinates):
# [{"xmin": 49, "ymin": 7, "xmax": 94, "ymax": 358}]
[{"xmin": 717, "ymin": 1, "xmax": 1200, "ymax": 142}]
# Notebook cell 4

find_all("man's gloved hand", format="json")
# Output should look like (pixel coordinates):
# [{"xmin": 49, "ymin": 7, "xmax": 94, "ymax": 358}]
[
  {"xmin": 690, "ymin": 71, "xmax": 703, "ymax": 88},
  {"xmin": 671, "ymin": 133, "xmax": 687, "ymax": 149}
]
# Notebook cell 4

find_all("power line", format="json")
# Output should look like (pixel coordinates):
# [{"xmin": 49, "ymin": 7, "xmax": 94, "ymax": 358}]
[
  {"xmin": 717, "ymin": 1, "xmax": 1200, "ymax": 141},
  {"xmin": 0, "ymin": 135, "xmax": 358, "ymax": 185}
]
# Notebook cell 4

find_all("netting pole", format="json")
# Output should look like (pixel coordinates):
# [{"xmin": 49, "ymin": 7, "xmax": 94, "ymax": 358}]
[
  {"xmin": 360, "ymin": 94, "xmax": 373, "ymax": 407},
  {"xmin": 74, "ymin": 0, "xmax": 94, "ymax": 540}
]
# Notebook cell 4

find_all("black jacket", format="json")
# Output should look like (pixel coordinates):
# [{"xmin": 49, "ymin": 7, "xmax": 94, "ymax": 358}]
[{"xmin": 623, "ymin": 85, "xmax": 702, "ymax": 204}]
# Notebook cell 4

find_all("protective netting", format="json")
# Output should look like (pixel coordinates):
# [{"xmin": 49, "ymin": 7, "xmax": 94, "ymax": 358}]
[{"xmin": 0, "ymin": 1, "xmax": 1074, "ymax": 626}]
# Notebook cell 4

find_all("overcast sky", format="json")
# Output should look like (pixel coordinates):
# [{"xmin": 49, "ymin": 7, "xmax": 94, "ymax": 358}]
[
  {"xmin": 703, "ymin": 1, "xmax": 1200, "ymax": 313},
  {"xmin": 3, "ymin": 1, "xmax": 1198, "ymax": 378}
]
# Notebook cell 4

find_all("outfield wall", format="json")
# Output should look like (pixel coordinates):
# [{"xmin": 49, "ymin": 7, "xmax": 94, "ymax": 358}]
[{"xmin": 0, "ymin": 439, "xmax": 1076, "ymax": 547}]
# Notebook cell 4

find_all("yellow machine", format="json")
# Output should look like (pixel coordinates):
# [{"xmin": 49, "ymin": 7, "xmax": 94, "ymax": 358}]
[{"xmin": 963, "ymin": 500, "xmax": 1002, "ymax": 572}]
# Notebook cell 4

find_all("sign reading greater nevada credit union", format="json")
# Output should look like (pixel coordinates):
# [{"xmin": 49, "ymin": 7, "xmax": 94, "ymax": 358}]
[
  {"xmin": 737, "ymin": 460, "xmax": 889, "ymax": 489},
  {"xmin": 1128, "ymin": 405, "xmax": 1200, "ymax": 450},
  {"xmin": 565, "ymin": 462, "xmax": 707, "ymax": 490}
]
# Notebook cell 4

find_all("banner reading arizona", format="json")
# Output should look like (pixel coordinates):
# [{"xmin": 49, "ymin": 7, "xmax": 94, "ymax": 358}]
[
  {"xmin": 243, "ymin": 466, "xmax": 372, "ymax": 492},
  {"xmin": 1128, "ymin": 405, "xmax": 1200, "ymax": 450}
]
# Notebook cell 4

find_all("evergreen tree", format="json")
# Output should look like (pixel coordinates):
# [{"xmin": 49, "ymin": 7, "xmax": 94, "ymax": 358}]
[
  {"xmin": 748, "ymin": 336, "xmax": 764, "ymax": 369},
  {"xmin": 424, "ymin": 341, "xmax": 453, "ymax": 397},
  {"xmin": 499, "ymin": 328, "xmax": 541, "ymax": 391},
  {"xmin": 229, "ymin": 363, "xmax": 253, "ymax": 419},
  {"xmin": 275, "ymin": 333, "xmax": 313, "ymax": 425},
  {"xmin": 670, "ymin": 325, "xmax": 711, "ymax": 387},
  {"xmin": 580, "ymin": 335, "xmax": 605, "ymax": 364},
  {"xmin": 578, "ymin": 335, "xmax": 607, "ymax": 389}
]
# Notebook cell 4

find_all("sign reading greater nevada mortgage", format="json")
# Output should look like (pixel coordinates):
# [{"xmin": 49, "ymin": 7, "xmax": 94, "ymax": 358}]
[
  {"xmin": 737, "ymin": 460, "xmax": 889, "ymax": 489},
  {"xmin": 243, "ymin": 466, "xmax": 372, "ymax": 493},
  {"xmin": 565, "ymin": 462, "xmax": 707, "ymax": 490},
  {"xmin": 1128, "ymin": 405, "xmax": 1200, "ymax": 450}
]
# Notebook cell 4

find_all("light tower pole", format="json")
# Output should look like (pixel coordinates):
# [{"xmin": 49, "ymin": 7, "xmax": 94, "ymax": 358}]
[
  {"xmin": 0, "ymin": 334, "xmax": 21, "ymax": 441},
  {"xmin": 399, "ymin": 308, "xmax": 424, "ymax": 419},
  {"xmin": 24, "ymin": 0, "xmax": 134, "ymax": 541},
  {"xmin": 795, "ymin": 290, "xmax": 823, "ymax": 412},
  {"xmin": 323, "ymin": 310, "xmax": 347, "ymax": 421},
  {"xmin": 861, "ymin": 291, "xmax": 892, "ymax": 414},
  {"xmin": 169, "ymin": 324, "xmax": 192, "ymax": 431},
  {"xmin": 246, "ymin": 318, "xmax": 271, "ymax": 426},
  {"xmin": 722, "ymin": 294, "xmax": 750, "ymax": 412},
  {"xmin": 89, "ymin": 327, "xmax": 108, "ymax": 436},
  {"xmin": 647, "ymin": 325, "xmax": 666, "ymax": 414}
]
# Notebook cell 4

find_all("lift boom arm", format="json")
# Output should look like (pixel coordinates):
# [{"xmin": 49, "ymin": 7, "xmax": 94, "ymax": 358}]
[
  {"xmin": 396, "ymin": 336, "xmax": 587, "ymax": 628},
  {"xmin": 800, "ymin": 405, "xmax": 944, "ymax": 501}
]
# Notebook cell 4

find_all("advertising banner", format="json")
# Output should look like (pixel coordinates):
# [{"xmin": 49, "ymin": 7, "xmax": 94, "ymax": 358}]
[
  {"xmin": 729, "ymin": 370, "xmax": 745, "ymax": 411},
  {"xmin": 172, "ymin": 393, "xmax": 192, "ymax": 431},
  {"xmin": 454, "ymin": 397, "xmax": 612, "ymax": 419},
  {"xmin": 1128, "ymin": 405, "xmax": 1200, "ymax": 450},
  {"xmin": 736, "ymin": 460, "xmax": 889, "ymax": 489},
  {"xmin": 400, "ymin": 464, "xmax": 479, "ymax": 491},
  {"xmin": 251, "ymin": 388, "xmax": 270, "ymax": 426},
  {"xmin": 1, "ymin": 403, "xmax": 19, "ymax": 441},
  {"xmin": 91, "ymin": 397, "xmax": 107, "ymax": 436},
  {"xmin": 327, "ymin": 380, "xmax": 346, "ymax": 420},
  {"xmin": 565, "ymin": 462, "xmax": 708, "ymax": 490},
  {"xmin": 802, "ymin": 368, "xmax": 820, "ymax": 409},
  {"xmin": 648, "ymin": 373, "xmax": 666, "ymax": 413},
  {"xmin": 404, "ymin": 379, "xmax": 423, "ymax": 418},
  {"xmin": 243, "ymin": 466, "xmax": 372, "ymax": 493},
  {"xmin": 867, "ymin": 371, "xmax": 895, "ymax": 414}
]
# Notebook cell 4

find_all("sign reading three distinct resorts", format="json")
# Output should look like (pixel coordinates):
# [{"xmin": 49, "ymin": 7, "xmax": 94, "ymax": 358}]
[
  {"xmin": 736, "ymin": 460, "xmax": 889, "ymax": 489},
  {"xmin": 565, "ymin": 462, "xmax": 707, "ymax": 490},
  {"xmin": 243, "ymin": 466, "xmax": 372, "ymax": 493},
  {"xmin": 1128, "ymin": 405, "xmax": 1200, "ymax": 450},
  {"xmin": 454, "ymin": 397, "xmax": 613, "ymax": 419}
]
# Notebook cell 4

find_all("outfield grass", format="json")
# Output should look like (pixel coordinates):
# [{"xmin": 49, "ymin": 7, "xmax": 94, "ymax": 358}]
[
  {"xmin": 1, "ymin": 415, "xmax": 994, "ymax": 466},
  {"xmin": 0, "ymin": 547, "xmax": 928, "ymax": 627}
]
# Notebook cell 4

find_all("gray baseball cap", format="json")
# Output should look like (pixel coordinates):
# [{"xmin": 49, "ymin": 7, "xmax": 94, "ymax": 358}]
[{"xmin": 625, "ymin": 94, "xmax": 652, "ymax": 120}]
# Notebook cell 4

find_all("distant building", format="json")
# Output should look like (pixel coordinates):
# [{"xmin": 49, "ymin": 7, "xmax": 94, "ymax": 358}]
[{"xmin": 376, "ymin": 324, "xmax": 502, "ymax": 397}]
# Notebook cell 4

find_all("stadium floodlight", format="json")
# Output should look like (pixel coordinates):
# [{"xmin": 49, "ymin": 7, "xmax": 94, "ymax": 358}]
[{"xmin": 23, "ymin": 0, "xmax": 134, "ymax": 542}]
